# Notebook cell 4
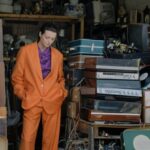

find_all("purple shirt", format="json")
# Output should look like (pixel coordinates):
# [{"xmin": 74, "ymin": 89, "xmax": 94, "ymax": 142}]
[{"xmin": 38, "ymin": 47, "xmax": 51, "ymax": 79}]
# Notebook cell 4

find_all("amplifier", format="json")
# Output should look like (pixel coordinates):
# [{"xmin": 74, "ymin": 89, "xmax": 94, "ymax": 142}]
[
  {"xmin": 84, "ymin": 57, "xmax": 140, "ymax": 72},
  {"xmin": 85, "ymin": 79, "xmax": 142, "ymax": 97},
  {"xmin": 84, "ymin": 70, "xmax": 139, "ymax": 80},
  {"xmin": 81, "ymin": 98, "xmax": 141, "ymax": 114},
  {"xmin": 68, "ymin": 55, "xmax": 103, "ymax": 69},
  {"xmin": 80, "ymin": 86, "xmax": 143, "ymax": 99},
  {"xmin": 80, "ymin": 108, "xmax": 141, "ymax": 122},
  {"xmin": 97, "ymin": 88, "xmax": 142, "ymax": 97}
]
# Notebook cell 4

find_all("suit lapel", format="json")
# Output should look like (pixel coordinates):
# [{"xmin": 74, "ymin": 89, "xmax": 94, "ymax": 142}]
[
  {"xmin": 33, "ymin": 42, "xmax": 57, "ymax": 80},
  {"xmin": 33, "ymin": 43, "xmax": 56, "ymax": 80},
  {"xmin": 33, "ymin": 42, "xmax": 43, "ymax": 80},
  {"xmin": 44, "ymin": 47, "xmax": 56, "ymax": 80},
  {"xmin": 50, "ymin": 48, "xmax": 55, "ymax": 74}
]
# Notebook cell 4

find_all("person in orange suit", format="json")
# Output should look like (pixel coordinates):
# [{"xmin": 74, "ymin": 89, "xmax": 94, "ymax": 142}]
[{"xmin": 11, "ymin": 23, "xmax": 68, "ymax": 150}]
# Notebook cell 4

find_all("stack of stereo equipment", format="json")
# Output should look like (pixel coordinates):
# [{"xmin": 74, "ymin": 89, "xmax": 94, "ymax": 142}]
[
  {"xmin": 67, "ymin": 38, "xmax": 104, "ymax": 87},
  {"xmin": 80, "ymin": 57, "xmax": 142, "ymax": 123}
]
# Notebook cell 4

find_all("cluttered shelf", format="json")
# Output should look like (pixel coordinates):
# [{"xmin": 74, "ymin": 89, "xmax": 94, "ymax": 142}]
[
  {"xmin": 78, "ymin": 119, "xmax": 150, "ymax": 149},
  {"xmin": 0, "ymin": 13, "xmax": 82, "ymax": 22},
  {"xmin": 0, "ymin": 13, "xmax": 84, "ymax": 40},
  {"xmin": 79, "ymin": 119, "xmax": 150, "ymax": 129}
]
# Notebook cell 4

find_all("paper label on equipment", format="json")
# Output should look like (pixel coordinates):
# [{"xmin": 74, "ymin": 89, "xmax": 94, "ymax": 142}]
[
  {"xmin": 96, "ymin": 72, "xmax": 139, "ymax": 80},
  {"xmin": 96, "ymin": 65, "xmax": 138, "ymax": 71},
  {"xmin": 97, "ymin": 88, "xmax": 142, "ymax": 97}
]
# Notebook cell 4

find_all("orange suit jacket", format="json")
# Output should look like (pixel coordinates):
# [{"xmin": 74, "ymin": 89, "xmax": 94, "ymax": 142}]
[{"xmin": 11, "ymin": 42, "xmax": 68, "ymax": 114}]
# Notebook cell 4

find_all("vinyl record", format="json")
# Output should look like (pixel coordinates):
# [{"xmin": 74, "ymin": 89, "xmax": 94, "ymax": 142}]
[{"xmin": 140, "ymin": 66, "xmax": 150, "ymax": 88}]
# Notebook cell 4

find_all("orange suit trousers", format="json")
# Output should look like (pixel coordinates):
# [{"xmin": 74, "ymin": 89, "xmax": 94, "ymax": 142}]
[{"xmin": 19, "ymin": 103, "xmax": 61, "ymax": 150}]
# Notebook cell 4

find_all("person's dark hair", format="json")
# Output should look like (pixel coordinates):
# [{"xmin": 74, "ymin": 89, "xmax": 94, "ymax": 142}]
[
  {"xmin": 40, "ymin": 22, "xmax": 58, "ymax": 35},
  {"xmin": 37, "ymin": 22, "xmax": 58, "ymax": 41}
]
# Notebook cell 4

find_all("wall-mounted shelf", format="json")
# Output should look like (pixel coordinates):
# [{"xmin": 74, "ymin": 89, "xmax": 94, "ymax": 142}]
[{"xmin": 0, "ymin": 13, "xmax": 84, "ymax": 40}]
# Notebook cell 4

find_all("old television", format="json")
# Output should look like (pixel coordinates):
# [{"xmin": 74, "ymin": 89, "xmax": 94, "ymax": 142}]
[{"xmin": 127, "ymin": 23, "xmax": 150, "ymax": 51}]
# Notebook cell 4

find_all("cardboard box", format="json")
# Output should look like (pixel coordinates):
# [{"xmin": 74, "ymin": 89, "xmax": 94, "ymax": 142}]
[
  {"xmin": 71, "ymin": 87, "xmax": 81, "ymax": 102},
  {"xmin": 0, "ymin": 137, "xmax": 8, "ymax": 150},
  {"xmin": 0, "ymin": 61, "xmax": 5, "ymax": 106},
  {"xmin": 0, "ymin": 107, "xmax": 7, "ymax": 137},
  {"xmin": 67, "ymin": 102, "xmax": 79, "ymax": 119}
]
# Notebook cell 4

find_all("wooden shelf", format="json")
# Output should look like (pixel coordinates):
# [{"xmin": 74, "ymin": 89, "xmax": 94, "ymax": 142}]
[
  {"xmin": 0, "ymin": 13, "xmax": 84, "ymax": 40},
  {"xmin": 0, "ymin": 13, "xmax": 80, "ymax": 22},
  {"xmin": 79, "ymin": 119, "xmax": 150, "ymax": 149},
  {"xmin": 80, "ymin": 119, "xmax": 148, "ymax": 128}
]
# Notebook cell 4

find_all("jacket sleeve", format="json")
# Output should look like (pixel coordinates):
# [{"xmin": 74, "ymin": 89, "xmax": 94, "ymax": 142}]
[
  {"xmin": 11, "ymin": 47, "xmax": 26, "ymax": 100},
  {"xmin": 58, "ymin": 54, "xmax": 68, "ymax": 98}
]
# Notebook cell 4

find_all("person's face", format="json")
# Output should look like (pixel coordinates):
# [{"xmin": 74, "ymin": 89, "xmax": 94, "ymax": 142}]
[{"xmin": 39, "ymin": 30, "xmax": 57, "ymax": 48}]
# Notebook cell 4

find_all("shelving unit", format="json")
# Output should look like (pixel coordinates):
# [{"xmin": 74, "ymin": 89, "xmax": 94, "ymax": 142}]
[
  {"xmin": 0, "ymin": 13, "xmax": 84, "ymax": 40},
  {"xmin": 79, "ymin": 119, "xmax": 150, "ymax": 150},
  {"xmin": 1, "ymin": 13, "xmax": 84, "ymax": 62}
]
